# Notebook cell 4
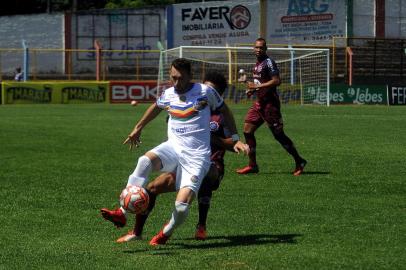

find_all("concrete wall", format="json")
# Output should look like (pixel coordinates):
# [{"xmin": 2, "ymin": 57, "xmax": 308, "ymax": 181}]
[
  {"xmin": 0, "ymin": 13, "xmax": 64, "ymax": 74},
  {"xmin": 352, "ymin": 0, "xmax": 375, "ymax": 37},
  {"xmin": 385, "ymin": 0, "xmax": 406, "ymax": 38}
]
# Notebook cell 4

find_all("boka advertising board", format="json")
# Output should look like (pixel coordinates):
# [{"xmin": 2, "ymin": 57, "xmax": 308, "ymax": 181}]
[
  {"xmin": 110, "ymin": 81, "xmax": 165, "ymax": 103},
  {"xmin": 267, "ymin": 0, "xmax": 346, "ymax": 45},
  {"xmin": 168, "ymin": 0, "xmax": 260, "ymax": 47}
]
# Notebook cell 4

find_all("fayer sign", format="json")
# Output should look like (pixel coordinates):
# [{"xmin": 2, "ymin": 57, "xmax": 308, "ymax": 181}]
[{"xmin": 169, "ymin": 0, "xmax": 259, "ymax": 47}]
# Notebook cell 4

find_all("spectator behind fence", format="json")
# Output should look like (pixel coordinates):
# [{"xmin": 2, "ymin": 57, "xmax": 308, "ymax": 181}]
[
  {"xmin": 14, "ymin": 67, "xmax": 23, "ymax": 81},
  {"xmin": 237, "ymin": 69, "xmax": 247, "ymax": 83}
]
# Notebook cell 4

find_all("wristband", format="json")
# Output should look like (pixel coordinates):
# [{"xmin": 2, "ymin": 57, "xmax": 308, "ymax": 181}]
[{"xmin": 231, "ymin": 134, "xmax": 240, "ymax": 142}]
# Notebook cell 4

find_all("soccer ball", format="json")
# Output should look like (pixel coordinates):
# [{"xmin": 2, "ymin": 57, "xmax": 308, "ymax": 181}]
[{"xmin": 119, "ymin": 185, "xmax": 149, "ymax": 214}]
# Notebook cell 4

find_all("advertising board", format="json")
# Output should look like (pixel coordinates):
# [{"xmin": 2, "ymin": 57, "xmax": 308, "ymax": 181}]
[
  {"xmin": 110, "ymin": 81, "xmax": 161, "ymax": 103},
  {"xmin": 267, "ymin": 0, "xmax": 346, "ymax": 45},
  {"xmin": 387, "ymin": 85, "xmax": 406, "ymax": 105},
  {"xmin": 169, "ymin": 0, "xmax": 259, "ymax": 47},
  {"xmin": 1, "ymin": 81, "xmax": 109, "ymax": 104}
]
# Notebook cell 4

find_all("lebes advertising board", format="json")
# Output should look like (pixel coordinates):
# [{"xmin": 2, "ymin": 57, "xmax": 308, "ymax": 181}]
[
  {"xmin": 169, "ymin": 0, "xmax": 260, "ymax": 47},
  {"xmin": 267, "ymin": 0, "xmax": 346, "ymax": 45}
]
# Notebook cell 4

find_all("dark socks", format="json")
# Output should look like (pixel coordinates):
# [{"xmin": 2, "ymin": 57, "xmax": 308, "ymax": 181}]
[
  {"xmin": 134, "ymin": 191, "xmax": 156, "ymax": 235},
  {"xmin": 273, "ymin": 130, "xmax": 302, "ymax": 164},
  {"xmin": 243, "ymin": 132, "xmax": 257, "ymax": 167}
]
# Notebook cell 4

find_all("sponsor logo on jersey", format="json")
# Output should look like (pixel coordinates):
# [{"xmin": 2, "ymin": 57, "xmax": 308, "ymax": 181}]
[
  {"xmin": 209, "ymin": 121, "xmax": 220, "ymax": 132},
  {"xmin": 190, "ymin": 175, "xmax": 199, "ymax": 183},
  {"xmin": 193, "ymin": 96, "xmax": 208, "ymax": 110},
  {"xmin": 171, "ymin": 125, "xmax": 200, "ymax": 134}
]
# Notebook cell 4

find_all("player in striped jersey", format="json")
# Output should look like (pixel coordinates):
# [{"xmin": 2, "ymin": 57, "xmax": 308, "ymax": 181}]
[
  {"xmin": 113, "ymin": 71, "xmax": 244, "ymax": 243},
  {"xmin": 101, "ymin": 60, "xmax": 248, "ymax": 245}
]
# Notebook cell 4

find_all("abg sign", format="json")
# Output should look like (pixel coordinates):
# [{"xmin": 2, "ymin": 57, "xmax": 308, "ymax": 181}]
[{"xmin": 110, "ymin": 81, "xmax": 159, "ymax": 103}]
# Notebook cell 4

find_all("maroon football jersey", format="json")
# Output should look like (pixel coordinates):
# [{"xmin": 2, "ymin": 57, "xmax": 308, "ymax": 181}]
[
  {"xmin": 253, "ymin": 55, "xmax": 281, "ymax": 108},
  {"xmin": 209, "ymin": 111, "xmax": 226, "ymax": 168}
]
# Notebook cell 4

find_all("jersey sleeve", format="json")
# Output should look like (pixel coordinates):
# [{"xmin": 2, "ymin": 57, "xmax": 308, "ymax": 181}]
[
  {"xmin": 266, "ymin": 58, "xmax": 279, "ymax": 76},
  {"xmin": 156, "ymin": 89, "xmax": 170, "ymax": 109},
  {"xmin": 205, "ymin": 86, "xmax": 224, "ymax": 111}
]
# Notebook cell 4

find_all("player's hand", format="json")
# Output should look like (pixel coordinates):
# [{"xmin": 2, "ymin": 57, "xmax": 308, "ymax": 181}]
[
  {"xmin": 245, "ymin": 89, "xmax": 255, "ymax": 97},
  {"xmin": 233, "ymin": 141, "xmax": 250, "ymax": 155},
  {"xmin": 246, "ymin": 81, "xmax": 257, "ymax": 90},
  {"xmin": 245, "ymin": 82, "xmax": 258, "ymax": 97},
  {"xmin": 123, "ymin": 129, "xmax": 142, "ymax": 150}
]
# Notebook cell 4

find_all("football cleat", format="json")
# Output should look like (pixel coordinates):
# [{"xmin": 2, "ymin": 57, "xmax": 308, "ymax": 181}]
[
  {"xmin": 116, "ymin": 230, "xmax": 142, "ymax": 243},
  {"xmin": 194, "ymin": 224, "xmax": 207, "ymax": 240},
  {"xmin": 149, "ymin": 230, "xmax": 169, "ymax": 246},
  {"xmin": 100, "ymin": 208, "xmax": 127, "ymax": 228},
  {"xmin": 236, "ymin": 165, "xmax": 259, "ymax": 174},
  {"xmin": 293, "ymin": 159, "xmax": 307, "ymax": 176}
]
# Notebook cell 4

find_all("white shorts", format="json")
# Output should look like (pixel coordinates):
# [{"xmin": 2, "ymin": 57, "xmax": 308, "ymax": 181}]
[{"xmin": 150, "ymin": 141, "xmax": 211, "ymax": 194}]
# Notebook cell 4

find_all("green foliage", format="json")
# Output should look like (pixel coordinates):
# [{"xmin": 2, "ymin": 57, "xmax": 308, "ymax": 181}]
[{"xmin": 0, "ymin": 104, "xmax": 405, "ymax": 269}]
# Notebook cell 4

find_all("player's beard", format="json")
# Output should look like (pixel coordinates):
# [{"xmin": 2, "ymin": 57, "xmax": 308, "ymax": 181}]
[{"xmin": 175, "ymin": 82, "xmax": 194, "ymax": 94}]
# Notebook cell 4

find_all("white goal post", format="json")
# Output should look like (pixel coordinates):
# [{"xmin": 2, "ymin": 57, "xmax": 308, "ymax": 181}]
[{"xmin": 158, "ymin": 46, "xmax": 330, "ymax": 106}]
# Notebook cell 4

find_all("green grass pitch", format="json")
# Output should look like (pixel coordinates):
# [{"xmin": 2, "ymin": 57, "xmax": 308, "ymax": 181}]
[{"xmin": 0, "ymin": 103, "xmax": 405, "ymax": 269}]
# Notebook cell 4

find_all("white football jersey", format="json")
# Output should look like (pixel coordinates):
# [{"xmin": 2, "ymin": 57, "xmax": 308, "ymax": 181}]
[{"xmin": 156, "ymin": 83, "xmax": 224, "ymax": 159}]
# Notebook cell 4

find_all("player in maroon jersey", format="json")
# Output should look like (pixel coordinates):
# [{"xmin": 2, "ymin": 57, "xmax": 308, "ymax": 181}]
[
  {"xmin": 102, "ymin": 72, "xmax": 249, "ymax": 243},
  {"xmin": 236, "ymin": 38, "xmax": 307, "ymax": 176}
]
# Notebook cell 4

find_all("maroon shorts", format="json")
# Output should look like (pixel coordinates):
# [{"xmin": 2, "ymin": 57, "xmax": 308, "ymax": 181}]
[{"xmin": 244, "ymin": 102, "xmax": 283, "ymax": 130}]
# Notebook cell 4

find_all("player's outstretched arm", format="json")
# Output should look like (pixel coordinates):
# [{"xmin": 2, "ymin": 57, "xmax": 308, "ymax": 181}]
[
  {"xmin": 123, "ymin": 103, "xmax": 162, "ymax": 149},
  {"xmin": 218, "ymin": 103, "xmax": 247, "ymax": 154},
  {"xmin": 211, "ymin": 135, "xmax": 249, "ymax": 155},
  {"xmin": 218, "ymin": 103, "xmax": 238, "ymax": 135}
]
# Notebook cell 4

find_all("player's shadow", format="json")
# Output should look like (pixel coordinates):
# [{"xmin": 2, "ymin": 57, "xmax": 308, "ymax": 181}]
[
  {"xmin": 122, "ymin": 233, "xmax": 301, "ymax": 254},
  {"xmin": 175, "ymin": 233, "xmax": 301, "ymax": 249},
  {"xmin": 265, "ymin": 171, "xmax": 330, "ymax": 175}
]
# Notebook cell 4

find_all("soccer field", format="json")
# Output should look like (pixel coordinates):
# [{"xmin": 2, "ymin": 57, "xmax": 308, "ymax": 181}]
[{"xmin": 0, "ymin": 104, "xmax": 405, "ymax": 269}]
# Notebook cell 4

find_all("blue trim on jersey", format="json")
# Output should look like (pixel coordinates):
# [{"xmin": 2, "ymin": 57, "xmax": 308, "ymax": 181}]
[
  {"xmin": 267, "ymin": 58, "xmax": 279, "ymax": 76},
  {"xmin": 216, "ymin": 100, "xmax": 225, "ymax": 110}
]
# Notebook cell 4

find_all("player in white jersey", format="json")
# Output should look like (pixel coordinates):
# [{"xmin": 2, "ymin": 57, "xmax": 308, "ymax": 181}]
[{"xmin": 101, "ymin": 58, "xmax": 247, "ymax": 246}]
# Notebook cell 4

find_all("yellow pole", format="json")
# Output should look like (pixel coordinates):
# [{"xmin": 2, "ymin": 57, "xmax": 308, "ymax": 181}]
[
  {"xmin": 259, "ymin": 0, "xmax": 267, "ymax": 38},
  {"xmin": 227, "ymin": 48, "xmax": 232, "ymax": 85},
  {"xmin": 0, "ymin": 51, "xmax": 2, "ymax": 81},
  {"xmin": 136, "ymin": 55, "xmax": 139, "ymax": 81}
]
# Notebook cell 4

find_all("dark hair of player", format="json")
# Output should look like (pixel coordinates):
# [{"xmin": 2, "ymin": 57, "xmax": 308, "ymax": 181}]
[
  {"xmin": 255, "ymin": 37, "xmax": 267, "ymax": 49},
  {"xmin": 203, "ymin": 71, "xmax": 227, "ymax": 96},
  {"xmin": 171, "ymin": 58, "xmax": 192, "ymax": 76}
]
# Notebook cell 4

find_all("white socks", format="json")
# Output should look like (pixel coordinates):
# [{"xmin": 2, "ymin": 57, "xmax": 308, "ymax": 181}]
[
  {"xmin": 163, "ymin": 201, "xmax": 190, "ymax": 236},
  {"xmin": 127, "ymin": 155, "xmax": 152, "ymax": 187}
]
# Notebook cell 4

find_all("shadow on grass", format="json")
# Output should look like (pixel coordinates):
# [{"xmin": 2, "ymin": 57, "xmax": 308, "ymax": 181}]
[
  {"xmin": 258, "ymin": 171, "xmax": 330, "ymax": 175},
  {"xmin": 176, "ymin": 233, "xmax": 302, "ymax": 249},
  {"xmin": 123, "ymin": 233, "xmax": 301, "ymax": 254}
]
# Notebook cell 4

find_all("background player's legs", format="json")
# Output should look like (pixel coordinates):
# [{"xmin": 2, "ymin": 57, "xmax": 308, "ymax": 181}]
[
  {"xmin": 237, "ymin": 105, "xmax": 263, "ymax": 174},
  {"xmin": 133, "ymin": 173, "xmax": 176, "ymax": 236},
  {"xmin": 244, "ymin": 123, "xmax": 259, "ymax": 167},
  {"xmin": 237, "ymin": 122, "xmax": 260, "ymax": 174},
  {"xmin": 196, "ymin": 163, "xmax": 222, "ymax": 228},
  {"xmin": 101, "ymin": 152, "xmax": 163, "ymax": 229},
  {"xmin": 269, "ymin": 123, "xmax": 307, "ymax": 175},
  {"xmin": 197, "ymin": 176, "xmax": 213, "ymax": 227}
]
